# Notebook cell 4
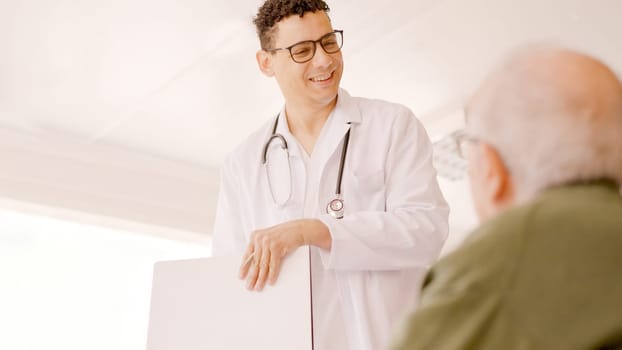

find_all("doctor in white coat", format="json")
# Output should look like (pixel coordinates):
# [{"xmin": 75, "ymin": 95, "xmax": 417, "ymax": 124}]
[{"xmin": 212, "ymin": 1, "xmax": 449, "ymax": 349}]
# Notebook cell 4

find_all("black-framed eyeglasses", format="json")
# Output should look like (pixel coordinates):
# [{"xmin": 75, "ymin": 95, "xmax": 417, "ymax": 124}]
[
  {"xmin": 267, "ymin": 30, "xmax": 343, "ymax": 63},
  {"xmin": 453, "ymin": 133, "xmax": 479, "ymax": 159}
]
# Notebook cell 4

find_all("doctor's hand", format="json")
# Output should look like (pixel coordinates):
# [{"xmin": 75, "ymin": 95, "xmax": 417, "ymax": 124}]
[{"xmin": 239, "ymin": 219, "xmax": 331, "ymax": 291}]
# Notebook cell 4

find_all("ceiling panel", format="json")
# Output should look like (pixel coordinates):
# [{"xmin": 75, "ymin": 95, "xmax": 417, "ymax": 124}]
[{"xmin": 0, "ymin": 0, "xmax": 620, "ymax": 168}]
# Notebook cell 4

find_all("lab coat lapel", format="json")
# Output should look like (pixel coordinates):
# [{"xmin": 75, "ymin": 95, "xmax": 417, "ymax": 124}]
[{"xmin": 315, "ymin": 89, "xmax": 362, "ymax": 180}]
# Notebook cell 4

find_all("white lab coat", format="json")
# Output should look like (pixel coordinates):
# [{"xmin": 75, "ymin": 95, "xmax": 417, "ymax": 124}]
[{"xmin": 212, "ymin": 89, "xmax": 449, "ymax": 350}]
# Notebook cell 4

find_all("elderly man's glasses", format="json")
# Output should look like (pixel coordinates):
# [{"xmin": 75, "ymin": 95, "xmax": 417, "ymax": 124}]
[
  {"xmin": 454, "ymin": 133, "xmax": 479, "ymax": 159},
  {"xmin": 267, "ymin": 30, "xmax": 343, "ymax": 63}
]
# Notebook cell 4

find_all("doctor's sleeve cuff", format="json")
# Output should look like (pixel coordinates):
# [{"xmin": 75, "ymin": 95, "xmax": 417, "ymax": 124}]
[{"xmin": 317, "ymin": 214, "xmax": 342, "ymax": 269}]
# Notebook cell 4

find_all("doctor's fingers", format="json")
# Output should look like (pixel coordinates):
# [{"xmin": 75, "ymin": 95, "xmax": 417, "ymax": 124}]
[
  {"xmin": 238, "ymin": 244, "xmax": 256, "ymax": 279},
  {"xmin": 268, "ymin": 253, "xmax": 282, "ymax": 286},
  {"xmin": 263, "ymin": 241, "xmax": 288, "ymax": 286},
  {"xmin": 245, "ymin": 255, "xmax": 261, "ymax": 291},
  {"xmin": 246, "ymin": 234, "xmax": 274, "ymax": 290},
  {"xmin": 254, "ymin": 249, "xmax": 272, "ymax": 291}
]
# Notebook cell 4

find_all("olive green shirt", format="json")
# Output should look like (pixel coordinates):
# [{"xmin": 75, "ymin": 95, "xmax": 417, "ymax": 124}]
[{"xmin": 391, "ymin": 181, "xmax": 622, "ymax": 350}]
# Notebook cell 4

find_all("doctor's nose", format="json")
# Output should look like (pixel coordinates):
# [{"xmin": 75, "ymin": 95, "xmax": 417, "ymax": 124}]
[{"xmin": 311, "ymin": 45, "xmax": 335, "ymax": 68}]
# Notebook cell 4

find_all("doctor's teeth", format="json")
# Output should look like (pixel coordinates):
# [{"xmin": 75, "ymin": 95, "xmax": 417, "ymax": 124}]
[{"xmin": 312, "ymin": 74, "xmax": 331, "ymax": 82}]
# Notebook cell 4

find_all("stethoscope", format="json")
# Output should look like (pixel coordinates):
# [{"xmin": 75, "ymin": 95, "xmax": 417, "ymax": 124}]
[{"xmin": 261, "ymin": 114, "xmax": 351, "ymax": 219}]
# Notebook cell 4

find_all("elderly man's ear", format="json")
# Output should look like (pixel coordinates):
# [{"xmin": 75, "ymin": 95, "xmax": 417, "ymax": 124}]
[{"xmin": 476, "ymin": 143, "xmax": 515, "ymax": 213}]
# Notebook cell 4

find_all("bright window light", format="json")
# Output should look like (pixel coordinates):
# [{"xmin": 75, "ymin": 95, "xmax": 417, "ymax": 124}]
[{"xmin": 0, "ymin": 208, "xmax": 211, "ymax": 350}]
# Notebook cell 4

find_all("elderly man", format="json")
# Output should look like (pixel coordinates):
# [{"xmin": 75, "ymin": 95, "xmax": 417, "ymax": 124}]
[{"xmin": 391, "ymin": 46, "xmax": 622, "ymax": 349}]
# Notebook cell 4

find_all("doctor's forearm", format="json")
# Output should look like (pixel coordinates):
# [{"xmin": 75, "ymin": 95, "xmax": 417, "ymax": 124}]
[{"xmin": 301, "ymin": 219, "xmax": 332, "ymax": 251}]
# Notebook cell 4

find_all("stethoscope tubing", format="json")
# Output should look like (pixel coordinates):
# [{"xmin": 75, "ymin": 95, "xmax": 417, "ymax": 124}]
[{"xmin": 262, "ymin": 114, "xmax": 351, "ymax": 218}]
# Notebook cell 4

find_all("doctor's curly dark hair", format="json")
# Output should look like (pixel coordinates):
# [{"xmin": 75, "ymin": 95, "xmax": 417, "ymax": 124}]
[{"xmin": 254, "ymin": 0, "xmax": 331, "ymax": 50}]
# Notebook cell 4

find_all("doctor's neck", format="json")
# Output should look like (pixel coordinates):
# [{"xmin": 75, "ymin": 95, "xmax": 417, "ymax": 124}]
[{"xmin": 285, "ymin": 95, "xmax": 338, "ymax": 138}]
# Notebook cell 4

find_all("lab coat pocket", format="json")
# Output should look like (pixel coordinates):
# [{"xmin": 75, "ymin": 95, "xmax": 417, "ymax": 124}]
[{"xmin": 350, "ymin": 169, "xmax": 386, "ymax": 211}]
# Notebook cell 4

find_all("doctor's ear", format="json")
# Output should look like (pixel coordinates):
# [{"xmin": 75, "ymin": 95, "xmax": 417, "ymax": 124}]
[{"xmin": 256, "ymin": 50, "xmax": 275, "ymax": 77}]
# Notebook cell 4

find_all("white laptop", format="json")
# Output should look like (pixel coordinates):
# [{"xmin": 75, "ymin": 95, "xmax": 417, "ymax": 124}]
[{"xmin": 146, "ymin": 248, "xmax": 312, "ymax": 350}]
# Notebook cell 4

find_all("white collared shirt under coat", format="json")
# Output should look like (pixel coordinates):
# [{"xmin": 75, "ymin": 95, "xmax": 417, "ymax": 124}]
[{"xmin": 212, "ymin": 89, "xmax": 450, "ymax": 350}]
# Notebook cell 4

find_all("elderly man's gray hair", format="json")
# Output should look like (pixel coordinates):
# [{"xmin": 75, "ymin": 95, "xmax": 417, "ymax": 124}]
[{"xmin": 466, "ymin": 45, "xmax": 622, "ymax": 201}]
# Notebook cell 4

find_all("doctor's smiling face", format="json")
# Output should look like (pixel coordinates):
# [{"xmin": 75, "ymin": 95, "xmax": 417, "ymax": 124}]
[{"xmin": 256, "ymin": 10, "xmax": 344, "ymax": 111}]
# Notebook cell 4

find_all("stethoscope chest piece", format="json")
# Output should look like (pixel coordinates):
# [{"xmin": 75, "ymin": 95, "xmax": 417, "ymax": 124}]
[{"xmin": 326, "ymin": 196, "xmax": 345, "ymax": 219}]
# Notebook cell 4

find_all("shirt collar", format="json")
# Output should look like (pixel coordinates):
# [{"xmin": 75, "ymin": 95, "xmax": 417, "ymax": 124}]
[
  {"xmin": 271, "ymin": 88, "xmax": 361, "ymax": 161},
  {"xmin": 333, "ymin": 88, "xmax": 362, "ymax": 125},
  {"xmin": 276, "ymin": 88, "xmax": 361, "ymax": 133}
]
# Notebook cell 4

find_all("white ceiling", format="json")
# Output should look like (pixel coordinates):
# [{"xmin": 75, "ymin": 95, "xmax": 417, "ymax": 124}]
[
  {"xmin": 2, "ymin": 0, "xmax": 621, "ymax": 167},
  {"xmin": 0, "ymin": 0, "xmax": 620, "ymax": 242}
]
